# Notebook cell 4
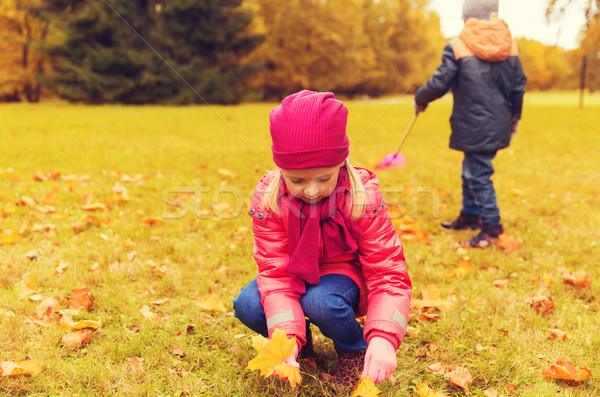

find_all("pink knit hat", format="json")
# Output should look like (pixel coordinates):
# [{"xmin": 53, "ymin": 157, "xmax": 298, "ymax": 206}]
[{"xmin": 270, "ymin": 90, "xmax": 349, "ymax": 169}]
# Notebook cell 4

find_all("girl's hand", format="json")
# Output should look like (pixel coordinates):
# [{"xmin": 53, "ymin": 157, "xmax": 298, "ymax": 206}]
[
  {"xmin": 273, "ymin": 342, "xmax": 300, "ymax": 381},
  {"xmin": 361, "ymin": 337, "xmax": 397, "ymax": 383}
]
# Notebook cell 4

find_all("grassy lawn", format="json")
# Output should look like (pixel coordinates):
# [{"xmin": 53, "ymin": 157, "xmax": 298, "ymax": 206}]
[{"xmin": 0, "ymin": 91, "xmax": 599, "ymax": 396}]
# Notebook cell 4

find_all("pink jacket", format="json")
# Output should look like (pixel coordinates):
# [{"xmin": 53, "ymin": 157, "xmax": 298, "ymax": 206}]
[{"xmin": 248, "ymin": 167, "xmax": 411, "ymax": 350}]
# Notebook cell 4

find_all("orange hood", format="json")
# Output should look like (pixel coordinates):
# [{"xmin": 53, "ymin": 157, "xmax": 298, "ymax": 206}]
[{"xmin": 460, "ymin": 18, "xmax": 513, "ymax": 62}]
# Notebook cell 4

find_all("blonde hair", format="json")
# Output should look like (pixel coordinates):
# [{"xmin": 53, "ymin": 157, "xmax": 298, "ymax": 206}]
[{"xmin": 260, "ymin": 161, "xmax": 366, "ymax": 219}]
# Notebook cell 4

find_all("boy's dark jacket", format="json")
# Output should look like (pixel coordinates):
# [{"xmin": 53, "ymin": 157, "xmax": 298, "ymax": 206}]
[{"xmin": 415, "ymin": 18, "xmax": 527, "ymax": 152}]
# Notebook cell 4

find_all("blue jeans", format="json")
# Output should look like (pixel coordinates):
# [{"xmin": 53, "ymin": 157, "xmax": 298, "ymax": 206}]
[
  {"xmin": 461, "ymin": 151, "xmax": 501, "ymax": 225},
  {"xmin": 233, "ymin": 274, "xmax": 368, "ymax": 351}
]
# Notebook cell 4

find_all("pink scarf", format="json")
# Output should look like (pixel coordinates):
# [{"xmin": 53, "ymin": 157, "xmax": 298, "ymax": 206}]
[{"xmin": 284, "ymin": 167, "xmax": 363, "ymax": 294}]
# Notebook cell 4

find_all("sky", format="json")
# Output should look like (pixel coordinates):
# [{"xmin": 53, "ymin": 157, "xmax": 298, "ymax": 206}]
[{"xmin": 427, "ymin": 0, "xmax": 588, "ymax": 50}]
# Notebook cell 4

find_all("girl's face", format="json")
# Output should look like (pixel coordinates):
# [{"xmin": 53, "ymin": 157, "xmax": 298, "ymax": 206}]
[{"xmin": 281, "ymin": 163, "xmax": 344, "ymax": 204}]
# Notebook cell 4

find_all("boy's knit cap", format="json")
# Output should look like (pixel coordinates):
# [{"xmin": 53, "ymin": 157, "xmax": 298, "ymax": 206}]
[
  {"xmin": 270, "ymin": 90, "xmax": 349, "ymax": 170},
  {"xmin": 463, "ymin": 0, "xmax": 499, "ymax": 20}
]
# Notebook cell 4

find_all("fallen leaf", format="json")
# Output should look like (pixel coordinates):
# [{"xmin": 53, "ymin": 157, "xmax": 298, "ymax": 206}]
[
  {"xmin": 141, "ymin": 217, "xmax": 163, "ymax": 226},
  {"xmin": 24, "ymin": 250, "xmax": 39, "ymax": 260},
  {"xmin": 62, "ymin": 329, "xmax": 93, "ymax": 349},
  {"xmin": 149, "ymin": 298, "xmax": 170, "ymax": 305},
  {"xmin": 0, "ymin": 231, "xmax": 21, "ymax": 245},
  {"xmin": 148, "ymin": 260, "xmax": 167, "ymax": 277},
  {"xmin": 139, "ymin": 305, "xmax": 160, "ymax": 321},
  {"xmin": 542, "ymin": 360, "xmax": 591, "ymax": 382},
  {"xmin": 548, "ymin": 328, "xmax": 570, "ymax": 341},
  {"xmin": 82, "ymin": 202, "xmax": 106, "ymax": 211},
  {"xmin": 352, "ymin": 376, "xmax": 380, "ymax": 396},
  {"xmin": 426, "ymin": 362, "xmax": 455, "ymax": 374},
  {"xmin": 415, "ymin": 382, "xmax": 449, "ymax": 396},
  {"xmin": 60, "ymin": 320, "xmax": 101, "ymax": 331},
  {"xmin": 68, "ymin": 288, "xmax": 92, "ymax": 310},
  {"xmin": 446, "ymin": 258, "xmax": 472, "ymax": 278},
  {"xmin": 172, "ymin": 347, "xmax": 185, "ymax": 357},
  {"xmin": 446, "ymin": 366, "xmax": 473, "ymax": 392},
  {"xmin": 217, "ymin": 168, "xmax": 237, "ymax": 179},
  {"xmin": 55, "ymin": 260, "xmax": 69, "ymax": 274},
  {"xmin": 562, "ymin": 272, "xmax": 591, "ymax": 287},
  {"xmin": 19, "ymin": 278, "xmax": 42, "ymax": 301},
  {"xmin": 197, "ymin": 293, "xmax": 227, "ymax": 312},
  {"xmin": 126, "ymin": 357, "xmax": 144, "ymax": 369},
  {"xmin": 527, "ymin": 295, "xmax": 555, "ymax": 315},
  {"xmin": 496, "ymin": 233, "xmax": 519, "ymax": 253},
  {"xmin": 0, "ymin": 359, "xmax": 43, "ymax": 377},
  {"xmin": 247, "ymin": 328, "xmax": 301, "ymax": 388},
  {"xmin": 493, "ymin": 279, "xmax": 509, "ymax": 288},
  {"xmin": 34, "ymin": 297, "xmax": 60, "ymax": 326},
  {"xmin": 484, "ymin": 389, "xmax": 499, "ymax": 397}
]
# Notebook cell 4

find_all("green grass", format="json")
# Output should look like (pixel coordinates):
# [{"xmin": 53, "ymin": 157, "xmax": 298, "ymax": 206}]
[{"xmin": 0, "ymin": 91, "xmax": 599, "ymax": 396}]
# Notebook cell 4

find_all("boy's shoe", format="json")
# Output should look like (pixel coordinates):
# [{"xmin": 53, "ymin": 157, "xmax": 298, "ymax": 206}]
[
  {"xmin": 297, "ymin": 320, "xmax": 315, "ymax": 360},
  {"xmin": 330, "ymin": 348, "xmax": 366, "ymax": 389},
  {"xmin": 441, "ymin": 210, "xmax": 481, "ymax": 230},
  {"xmin": 461, "ymin": 223, "xmax": 503, "ymax": 248}
]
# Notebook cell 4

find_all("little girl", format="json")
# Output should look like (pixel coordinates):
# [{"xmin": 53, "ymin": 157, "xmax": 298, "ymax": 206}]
[{"xmin": 233, "ymin": 90, "xmax": 412, "ymax": 389}]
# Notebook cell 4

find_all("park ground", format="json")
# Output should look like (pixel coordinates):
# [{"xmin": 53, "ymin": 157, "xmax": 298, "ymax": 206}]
[{"xmin": 0, "ymin": 91, "xmax": 599, "ymax": 396}]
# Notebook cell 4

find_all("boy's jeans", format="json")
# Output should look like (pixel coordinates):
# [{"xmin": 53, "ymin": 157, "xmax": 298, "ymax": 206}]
[
  {"xmin": 233, "ymin": 274, "xmax": 368, "ymax": 351},
  {"xmin": 461, "ymin": 151, "xmax": 501, "ymax": 225}
]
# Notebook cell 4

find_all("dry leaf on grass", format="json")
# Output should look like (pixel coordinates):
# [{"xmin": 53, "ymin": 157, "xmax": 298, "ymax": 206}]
[
  {"xmin": 496, "ymin": 233, "xmax": 519, "ymax": 253},
  {"xmin": 446, "ymin": 258, "xmax": 472, "ymax": 278},
  {"xmin": 446, "ymin": 366, "xmax": 473, "ymax": 392},
  {"xmin": 62, "ymin": 329, "xmax": 94, "ymax": 349},
  {"xmin": 493, "ymin": 279, "xmax": 509, "ymax": 288},
  {"xmin": 352, "ymin": 376, "xmax": 380, "ymax": 396},
  {"xmin": 140, "ymin": 305, "xmax": 160, "ymax": 321},
  {"xmin": 141, "ymin": 217, "xmax": 163, "ymax": 226},
  {"xmin": 172, "ymin": 347, "xmax": 185, "ymax": 357},
  {"xmin": 0, "ymin": 359, "xmax": 43, "ymax": 377},
  {"xmin": 562, "ymin": 272, "xmax": 591, "ymax": 287},
  {"xmin": 55, "ymin": 260, "xmax": 69, "ymax": 274},
  {"xmin": 82, "ymin": 202, "xmax": 107, "ymax": 211},
  {"xmin": 542, "ymin": 360, "xmax": 591, "ymax": 382},
  {"xmin": 247, "ymin": 328, "xmax": 301, "ymax": 388},
  {"xmin": 527, "ymin": 295, "xmax": 555, "ymax": 315},
  {"xmin": 148, "ymin": 260, "xmax": 167, "ymax": 277},
  {"xmin": 548, "ymin": 328, "xmax": 570, "ymax": 341},
  {"xmin": 60, "ymin": 320, "xmax": 101, "ymax": 331},
  {"xmin": 197, "ymin": 293, "xmax": 227, "ymax": 312},
  {"xmin": 126, "ymin": 357, "xmax": 144, "ymax": 369},
  {"xmin": 415, "ymin": 382, "xmax": 449, "ymax": 396},
  {"xmin": 34, "ymin": 297, "xmax": 60, "ymax": 326},
  {"xmin": 67, "ymin": 288, "xmax": 92, "ymax": 310}
]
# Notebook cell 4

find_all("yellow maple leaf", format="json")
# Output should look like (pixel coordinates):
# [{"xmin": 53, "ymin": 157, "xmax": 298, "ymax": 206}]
[
  {"xmin": 352, "ymin": 376, "xmax": 380, "ymax": 396},
  {"xmin": 247, "ymin": 328, "xmax": 301, "ymax": 387},
  {"xmin": 415, "ymin": 382, "xmax": 449, "ymax": 396},
  {"xmin": 197, "ymin": 293, "xmax": 226, "ymax": 312},
  {"xmin": 0, "ymin": 359, "xmax": 43, "ymax": 377},
  {"xmin": 59, "ymin": 320, "xmax": 101, "ymax": 331},
  {"xmin": 272, "ymin": 363, "xmax": 302, "ymax": 388}
]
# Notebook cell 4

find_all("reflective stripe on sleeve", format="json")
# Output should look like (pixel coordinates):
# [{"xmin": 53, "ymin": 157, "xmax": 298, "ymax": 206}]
[
  {"xmin": 267, "ymin": 310, "xmax": 294, "ymax": 329},
  {"xmin": 392, "ymin": 310, "xmax": 408, "ymax": 331}
]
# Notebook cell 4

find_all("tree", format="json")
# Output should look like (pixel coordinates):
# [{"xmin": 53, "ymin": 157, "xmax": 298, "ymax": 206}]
[
  {"xmin": 516, "ymin": 38, "xmax": 572, "ymax": 90},
  {"xmin": 0, "ymin": 0, "xmax": 50, "ymax": 102},
  {"xmin": 247, "ymin": 0, "xmax": 444, "ymax": 99},
  {"xmin": 246, "ymin": 0, "xmax": 374, "ymax": 99},
  {"xmin": 32, "ymin": 0, "xmax": 264, "ymax": 104},
  {"xmin": 546, "ymin": 0, "xmax": 599, "ymax": 106}
]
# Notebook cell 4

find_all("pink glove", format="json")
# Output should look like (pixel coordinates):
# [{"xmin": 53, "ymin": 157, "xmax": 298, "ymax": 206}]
[
  {"xmin": 273, "ymin": 341, "xmax": 300, "ymax": 381},
  {"xmin": 361, "ymin": 337, "xmax": 397, "ymax": 383}
]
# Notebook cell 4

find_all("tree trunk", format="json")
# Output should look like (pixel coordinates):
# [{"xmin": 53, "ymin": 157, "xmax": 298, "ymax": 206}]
[{"xmin": 579, "ymin": 54, "xmax": 587, "ymax": 109}]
